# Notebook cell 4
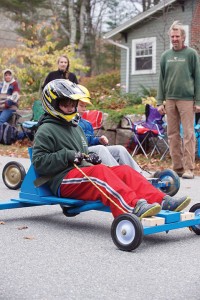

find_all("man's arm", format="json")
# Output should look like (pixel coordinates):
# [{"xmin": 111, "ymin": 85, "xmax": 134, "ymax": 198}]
[
  {"xmin": 194, "ymin": 105, "xmax": 200, "ymax": 113},
  {"xmin": 193, "ymin": 50, "xmax": 200, "ymax": 106}
]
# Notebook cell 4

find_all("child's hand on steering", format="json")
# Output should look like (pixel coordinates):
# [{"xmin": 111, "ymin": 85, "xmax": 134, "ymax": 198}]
[{"xmin": 99, "ymin": 135, "xmax": 109, "ymax": 145}]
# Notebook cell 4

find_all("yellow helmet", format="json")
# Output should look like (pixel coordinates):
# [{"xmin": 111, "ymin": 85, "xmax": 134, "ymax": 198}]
[
  {"xmin": 77, "ymin": 84, "xmax": 92, "ymax": 105},
  {"xmin": 42, "ymin": 79, "xmax": 91, "ymax": 123}
]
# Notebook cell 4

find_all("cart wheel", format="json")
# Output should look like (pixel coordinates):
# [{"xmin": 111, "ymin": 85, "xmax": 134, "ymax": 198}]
[
  {"xmin": 111, "ymin": 214, "xmax": 143, "ymax": 251},
  {"xmin": 2, "ymin": 161, "xmax": 26, "ymax": 190},
  {"xmin": 189, "ymin": 203, "xmax": 200, "ymax": 235},
  {"xmin": 153, "ymin": 169, "xmax": 180, "ymax": 196},
  {"xmin": 60, "ymin": 205, "xmax": 80, "ymax": 217}
]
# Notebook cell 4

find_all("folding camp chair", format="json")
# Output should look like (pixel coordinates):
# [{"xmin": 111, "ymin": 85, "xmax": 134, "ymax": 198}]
[
  {"xmin": 20, "ymin": 99, "xmax": 45, "ymax": 141},
  {"xmin": 81, "ymin": 109, "xmax": 103, "ymax": 135},
  {"xmin": 127, "ymin": 104, "xmax": 169, "ymax": 160}
]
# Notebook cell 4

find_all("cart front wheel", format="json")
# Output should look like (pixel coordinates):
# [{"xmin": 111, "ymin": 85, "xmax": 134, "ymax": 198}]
[
  {"xmin": 189, "ymin": 203, "xmax": 200, "ymax": 235},
  {"xmin": 111, "ymin": 214, "xmax": 143, "ymax": 251},
  {"xmin": 2, "ymin": 161, "xmax": 26, "ymax": 190}
]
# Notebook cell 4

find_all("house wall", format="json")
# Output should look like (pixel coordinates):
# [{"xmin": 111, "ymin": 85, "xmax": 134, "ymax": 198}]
[{"xmin": 120, "ymin": 0, "xmax": 197, "ymax": 94}]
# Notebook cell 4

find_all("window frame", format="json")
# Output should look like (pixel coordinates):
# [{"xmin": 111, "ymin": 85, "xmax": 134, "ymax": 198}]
[{"xmin": 131, "ymin": 37, "xmax": 156, "ymax": 75}]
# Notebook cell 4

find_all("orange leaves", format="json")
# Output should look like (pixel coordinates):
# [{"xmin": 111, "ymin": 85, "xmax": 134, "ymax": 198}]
[{"xmin": 0, "ymin": 139, "xmax": 30, "ymax": 158}]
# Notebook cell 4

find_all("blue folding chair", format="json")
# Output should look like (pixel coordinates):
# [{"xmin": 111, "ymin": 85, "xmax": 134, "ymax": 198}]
[{"xmin": 128, "ymin": 104, "xmax": 169, "ymax": 160}]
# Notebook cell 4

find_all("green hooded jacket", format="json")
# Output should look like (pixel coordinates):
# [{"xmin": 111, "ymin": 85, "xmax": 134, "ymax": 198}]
[{"xmin": 32, "ymin": 114, "xmax": 92, "ymax": 195}]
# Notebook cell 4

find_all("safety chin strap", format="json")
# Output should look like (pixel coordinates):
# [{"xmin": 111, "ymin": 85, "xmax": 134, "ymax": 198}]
[{"xmin": 71, "ymin": 114, "xmax": 80, "ymax": 127}]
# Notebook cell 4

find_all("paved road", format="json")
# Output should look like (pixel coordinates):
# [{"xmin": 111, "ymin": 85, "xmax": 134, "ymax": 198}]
[{"xmin": 0, "ymin": 156, "xmax": 200, "ymax": 300}]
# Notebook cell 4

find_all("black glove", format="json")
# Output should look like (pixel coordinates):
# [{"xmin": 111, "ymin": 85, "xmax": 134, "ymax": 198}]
[
  {"xmin": 85, "ymin": 152, "xmax": 102, "ymax": 165},
  {"xmin": 74, "ymin": 152, "xmax": 86, "ymax": 165}
]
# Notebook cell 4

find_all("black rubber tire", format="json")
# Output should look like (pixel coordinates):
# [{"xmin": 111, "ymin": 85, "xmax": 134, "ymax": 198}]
[
  {"xmin": 2, "ymin": 161, "xmax": 26, "ymax": 190},
  {"xmin": 153, "ymin": 169, "xmax": 180, "ymax": 196},
  {"xmin": 111, "ymin": 214, "xmax": 143, "ymax": 251},
  {"xmin": 189, "ymin": 203, "xmax": 200, "ymax": 235},
  {"xmin": 61, "ymin": 205, "xmax": 80, "ymax": 217}
]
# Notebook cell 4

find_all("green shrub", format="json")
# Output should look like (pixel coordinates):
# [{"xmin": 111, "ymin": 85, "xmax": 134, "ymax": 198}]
[
  {"xmin": 80, "ymin": 71, "xmax": 145, "ymax": 121},
  {"xmin": 80, "ymin": 72, "xmax": 144, "ymax": 124},
  {"xmin": 80, "ymin": 70, "xmax": 120, "ymax": 93},
  {"xmin": 139, "ymin": 84, "xmax": 157, "ymax": 97}
]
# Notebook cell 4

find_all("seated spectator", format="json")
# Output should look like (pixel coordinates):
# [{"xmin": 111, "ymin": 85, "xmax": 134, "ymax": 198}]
[
  {"xmin": 0, "ymin": 69, "xmax": 20, "ymax": 124},
  {"xmin": 77, "ymin": 98, "xmax": 145, "ymax": 175},
  {"xmin": 42, "ymin": 55, "xmax": 78, "ymax": 89}
]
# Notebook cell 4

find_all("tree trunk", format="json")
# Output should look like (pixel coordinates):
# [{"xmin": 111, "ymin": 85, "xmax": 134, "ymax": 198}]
[
  {"xmin": 79, "ymin": 0, "xmax": 94, "ymax": 76},
  {"xmin": 142, "ymin": 0, "xmax": 160, "ymax": 11},
  {"xmin": 68, "ymin": 0, "xmax": 77, "ymax": 45}
]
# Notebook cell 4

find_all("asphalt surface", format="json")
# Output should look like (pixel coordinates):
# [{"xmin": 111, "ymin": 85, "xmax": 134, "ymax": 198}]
[{"xmin": 0, "ymin": 156, "xmax": 200, "ymax": 300}]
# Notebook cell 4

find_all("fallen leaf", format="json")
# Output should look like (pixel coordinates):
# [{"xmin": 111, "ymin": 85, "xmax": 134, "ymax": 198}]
[
  {"xmin": 0, "ymin": 221, "xmax": 5, "ymax": 225},
  {"xmin": 17, "ymin": 226, "xmax": 28, "ymax": 230},
  {"xmin": 23, "ymin": 236, "xmax": 35, "ymax": 240}
]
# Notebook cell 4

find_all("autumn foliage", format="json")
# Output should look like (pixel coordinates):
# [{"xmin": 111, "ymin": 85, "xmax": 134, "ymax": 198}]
[{"xmin": 0, "ymin": 22, "xmax": 89, "ymax": 108}]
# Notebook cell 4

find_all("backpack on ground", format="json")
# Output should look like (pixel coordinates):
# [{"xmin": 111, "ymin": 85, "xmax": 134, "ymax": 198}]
[{"xmin": 0, "ymin": 122, "xmax": 18, "ymax": 145}]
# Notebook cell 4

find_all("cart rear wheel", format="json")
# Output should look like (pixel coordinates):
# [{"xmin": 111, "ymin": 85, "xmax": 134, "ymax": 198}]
[
  {"xmin": 111, "ymin": 214, "xmax": 143, "ymax": 251},
  {"xmin": 2, "ymin": 161, "xmax": 26, "ymax": 190},
  {"xmin": 189, "ymin": 203, "xmax": 200, "ymax": 235},
  {"xmin": 153, "ymin": 169, "xmax": 180, "ymax": 196}
]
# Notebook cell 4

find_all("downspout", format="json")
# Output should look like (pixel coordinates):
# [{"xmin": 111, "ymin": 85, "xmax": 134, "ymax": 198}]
[{"xmin": 106, "ymin": 39, "xmax": 130, "ymax": 93}]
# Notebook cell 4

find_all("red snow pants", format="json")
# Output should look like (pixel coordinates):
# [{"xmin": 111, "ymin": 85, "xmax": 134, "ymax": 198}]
[{"xmin": 60, "ymin": 164, "xmax": 165, "ymax": 217}]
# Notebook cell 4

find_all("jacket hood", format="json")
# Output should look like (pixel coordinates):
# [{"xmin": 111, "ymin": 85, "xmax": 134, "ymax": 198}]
[{"xmin": 3, "ymin": 69, "xmax": 14, "ymax": 77}]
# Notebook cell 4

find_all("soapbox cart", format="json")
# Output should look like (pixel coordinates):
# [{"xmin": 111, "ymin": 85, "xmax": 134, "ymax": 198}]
[{"xmin": 1, "ymin": 152, "xmax": 200, "ymax": 251}]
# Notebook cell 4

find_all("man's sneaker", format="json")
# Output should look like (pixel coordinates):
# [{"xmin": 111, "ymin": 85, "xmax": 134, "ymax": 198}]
[
  {"xmin": 182, "ymin": 170, "xmax": 194, "ymax": 179},
  {"xmin": 133, "ymin": 199, "xmax": 161, "ymax": 219},
  {"xmin": 162, "ymin": 195, "xmax": 191, "ymax": 212}
]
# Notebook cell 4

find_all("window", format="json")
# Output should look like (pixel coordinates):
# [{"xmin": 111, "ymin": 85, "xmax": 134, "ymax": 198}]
[{"xmin": 132, "ymin": 37, "xmax": 156, "ymax": 75}]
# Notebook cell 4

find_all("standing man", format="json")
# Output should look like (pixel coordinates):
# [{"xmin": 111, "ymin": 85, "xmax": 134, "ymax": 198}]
[{"xmin": 157, "ymin": 21, "xmax": 200, "ymax": 179}]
